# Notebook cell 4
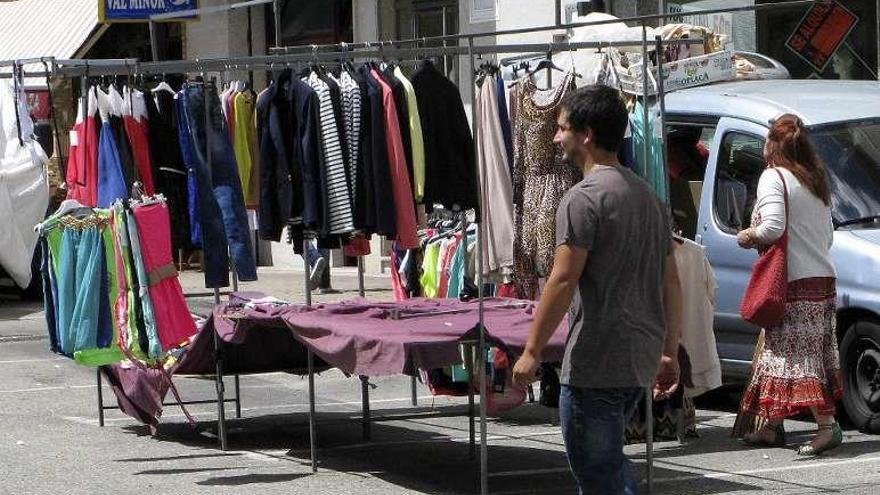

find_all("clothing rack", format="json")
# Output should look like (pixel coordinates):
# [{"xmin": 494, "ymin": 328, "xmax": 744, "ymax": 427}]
[{"xmin": 35, "ymin": 2, "xmax": 823, "ymax": 493}]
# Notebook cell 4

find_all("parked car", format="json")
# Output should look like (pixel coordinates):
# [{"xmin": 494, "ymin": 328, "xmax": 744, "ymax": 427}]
[{"xmin": 663, "ymin": 79, "xmax": 880, "ymax": 433}]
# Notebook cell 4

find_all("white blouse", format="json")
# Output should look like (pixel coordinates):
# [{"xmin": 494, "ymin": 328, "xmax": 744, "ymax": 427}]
[{"xmin": 751, "ymin": 167, "xmax": 836, "ymax": 281}]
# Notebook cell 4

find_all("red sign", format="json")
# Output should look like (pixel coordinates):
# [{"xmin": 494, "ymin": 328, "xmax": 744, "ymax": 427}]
[
  {"xmin": 785, "ymin": 1, "xmax": 859, "ymax": 72},
  {"xmin": 24, "ymin": 89, "xmax": 51, "ymax": 122}
]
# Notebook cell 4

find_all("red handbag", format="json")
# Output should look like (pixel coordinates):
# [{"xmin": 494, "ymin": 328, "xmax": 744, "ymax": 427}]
[{"xmin": 740, "ymin": 168, "xmax": 789, "ymax": 329}]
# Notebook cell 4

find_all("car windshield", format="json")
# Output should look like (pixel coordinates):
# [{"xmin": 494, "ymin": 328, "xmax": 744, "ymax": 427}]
[{"xmin": 809, "ymin": 120, "xmax": 880, "ymax": 226}]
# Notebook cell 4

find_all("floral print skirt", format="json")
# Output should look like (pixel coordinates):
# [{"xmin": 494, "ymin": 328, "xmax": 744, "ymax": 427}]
[{"xmin": 740, "ymin": 277, "xmax": 844, "ymax": 420}]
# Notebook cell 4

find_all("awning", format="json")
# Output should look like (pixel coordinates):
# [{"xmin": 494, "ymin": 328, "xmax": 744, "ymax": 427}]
[{"xmin": 0, "ymin": 0, "xmax": 105, "ymax": 86}]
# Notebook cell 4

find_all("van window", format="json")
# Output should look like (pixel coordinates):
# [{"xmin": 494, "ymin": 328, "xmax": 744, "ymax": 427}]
[
  {"xmin": 667, "ymin": 124, "xmax": 714, "ymax": 239},
  {"xmin": 713, "ymin": 132, "xmax": 766, "ymax": 234}
]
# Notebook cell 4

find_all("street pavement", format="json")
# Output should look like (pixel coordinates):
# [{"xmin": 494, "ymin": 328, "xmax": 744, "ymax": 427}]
[{"xmin": 2, "ymin": 268, "xmax": 880, "ymax": 494}]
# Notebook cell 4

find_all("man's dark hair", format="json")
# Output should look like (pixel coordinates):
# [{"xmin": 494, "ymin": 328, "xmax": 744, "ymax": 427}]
[{"xmin": 560, "ymin": 85, "xmax": 628, "ymax": 153}]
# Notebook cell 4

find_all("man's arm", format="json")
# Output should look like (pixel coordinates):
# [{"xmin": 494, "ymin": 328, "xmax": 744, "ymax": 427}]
[
  {"xmin": 655, "ymin": 250, "xmax": 683, "ymax": 398},
  {"xmin": 512, "ymin": 243, "xmax": 588, "ymax": 389}
]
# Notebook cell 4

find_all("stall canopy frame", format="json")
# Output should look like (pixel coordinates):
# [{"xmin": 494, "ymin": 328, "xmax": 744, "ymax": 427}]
[{"xmin": 13, "ymin": 2, "xmax": 829, "ymax": 494}]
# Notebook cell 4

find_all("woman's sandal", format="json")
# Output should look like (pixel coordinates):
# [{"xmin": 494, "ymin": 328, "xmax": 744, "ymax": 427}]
[
  {"xmin": 796, "ymin": 422, "xmax": 843, "ymax": 456},
  {"xmin": 743, "ymin": 422, "xmax": 786, "ymax": 447}
]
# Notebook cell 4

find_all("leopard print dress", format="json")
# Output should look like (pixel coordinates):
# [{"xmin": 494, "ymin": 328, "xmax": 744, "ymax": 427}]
[{"xmin": 511, "ymin": 72, "xmax": 580, "ymax": 299}]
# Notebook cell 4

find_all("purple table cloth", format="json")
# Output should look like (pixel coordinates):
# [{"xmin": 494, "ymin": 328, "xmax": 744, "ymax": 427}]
[{"xmin": 103, "ymin": 294, "xmax": 568, "ymax": 425}]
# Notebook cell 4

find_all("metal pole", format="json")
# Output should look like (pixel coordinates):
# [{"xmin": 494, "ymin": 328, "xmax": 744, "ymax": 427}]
[
  {"xmin": 273, "ymin": 0, "xmax": 282, "ymax": 49},
  {"xmin": 149, "ymin": 21, "xmax": 160, "ymax": 62},
  {"xmin": 357, "ymin": 256, "xmax": 365, "ymax": 298},
  {"xmin": 467, "ymin": 345, "xmax": 476, "ymax": 460},
  {"xmin": 641, "ymin": 23, "xmax": 651, "ymax": 180},
  {"xmin": 96, "ymin": 368, "xmax": 105, "ymax": 427},
  {"xmin": 356, "ymin": 250, "xmax": 370, "ymax": 440},
  {"xmin": 307, "ymin": 348, "xmax": 317, "ymax": 472},
  {"xmin": 213, "ymin": 288, "xmax": 228, "ymax": 450},
  {"xmin": 360, "ymin": 375, "xmax": 371, "ymax": 440},
  {"xmin": 655, "ymin": 35, "xmax": 669, "ymax": 203},
  {"xmin": 469, "ymin": 34, "xmax": 489, "ymax": 495},
  {"xmin": 646, "ymin": 388, "xmax": 654, "ymax": 494},
  {"xmin": 198, "ymin": 77, "xmax": 229, "ymax": 451},
  {"xmin": 411, "ymin": 375, "xmax": 418, "ymax": 406},
  {"xmin": 234, "ymin": 374, "xmax": 242, "ymax": 419},
  {"xmin": 304, "ymin": 234, "xmax": 317, "ymax": 472},
  {"xmin": 876, "ymin": 0, "xmax": 879, "ymax": 81},
  {"xmin": 642, "ymin": 25, "xmax": 654, "ymax": 495}
]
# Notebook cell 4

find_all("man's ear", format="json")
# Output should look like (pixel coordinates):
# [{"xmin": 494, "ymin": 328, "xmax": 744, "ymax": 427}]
[{"xmin": 581, "ymin": 127, "xmax": 594, "ymax": 147}]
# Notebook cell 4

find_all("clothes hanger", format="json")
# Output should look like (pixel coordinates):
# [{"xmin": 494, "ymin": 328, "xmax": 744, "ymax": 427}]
[{"xmin": 152, "ymin": 72, "xmax": 174, "ymax": 94}]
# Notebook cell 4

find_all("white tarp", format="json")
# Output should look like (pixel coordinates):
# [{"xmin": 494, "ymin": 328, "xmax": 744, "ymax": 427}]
[{"xmin": 0, "ymin": 79, "xmax": 49, "ymax": 287}]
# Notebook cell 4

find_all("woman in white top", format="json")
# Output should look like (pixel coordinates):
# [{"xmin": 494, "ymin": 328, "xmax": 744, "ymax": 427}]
[{"xmin": 736, "ymin": 114, "xmax": 843, "ymax": 456}]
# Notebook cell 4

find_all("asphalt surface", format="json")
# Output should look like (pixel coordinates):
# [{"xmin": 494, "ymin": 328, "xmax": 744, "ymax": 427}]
[{"xmin": 2, "ymin": 268, "xmax": 880, "ymax": 494}]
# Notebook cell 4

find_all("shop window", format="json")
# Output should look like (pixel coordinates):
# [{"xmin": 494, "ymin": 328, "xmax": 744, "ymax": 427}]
[{"xmin": 713, "ymin": 132, "xmax": 766, "ymax": 234}]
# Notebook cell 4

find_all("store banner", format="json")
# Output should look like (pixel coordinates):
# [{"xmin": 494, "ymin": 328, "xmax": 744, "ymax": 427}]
[
  {"xmin": 99, "ymin": 0, "xmax": 198, "ymax": 22},
  {"xmin": 785, "ymin": 0, "xmax": 858, "ymax": 72}
]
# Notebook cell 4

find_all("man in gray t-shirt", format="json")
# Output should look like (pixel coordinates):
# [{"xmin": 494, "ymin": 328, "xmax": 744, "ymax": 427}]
[{"xmin": 512, "ymin": 85, "xmax": 682, "ymax": 495}]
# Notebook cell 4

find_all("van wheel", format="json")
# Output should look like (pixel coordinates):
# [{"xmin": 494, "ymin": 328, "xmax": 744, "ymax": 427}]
[{"xmin": 841, "ymin": 320, "xmax": 880, "ymax": 434}]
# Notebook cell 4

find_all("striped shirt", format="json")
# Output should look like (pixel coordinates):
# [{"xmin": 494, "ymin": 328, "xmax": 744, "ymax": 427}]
[
  {"xmin": 339, "ymin": 71, "xmax": 362, "ymax": 200},
  {"xmin": 304, "ymin": 72, "xmax": 354, "ymax": 234}
]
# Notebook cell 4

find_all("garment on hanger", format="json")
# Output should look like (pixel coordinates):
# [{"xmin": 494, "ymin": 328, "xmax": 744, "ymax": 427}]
[
  {"xmin": 145, "ymin": 88, "xmax": 191, "ymax": 254},
  {"xmin": 350, "ymin": 67, "xmax": 374, "ymax": 231},
  {"xmin": 381, "ymin": 66, "xmax": 414, "ymax": 186},
  {"xmin": 304, "ymin": 71, "xmax": 355, "ymax": 235},
  {"xmin": 41, "ymin": 209, "xmax": 125, "ymax": 366},
  {"xmin": 496, "ymin": 74, "xmax": 514, "ymax": 178},
  {"xmin": 360, "ymin": 65, "xmax": 396, "ymax": 236},
  {"xmin": 0, "ymin": 78, "xmax": 50, "ymax": 288},
  {"xmin": 630, "ymin": 100, "xmax": 669, "ymax": 202},
  {"xmin": 66, "ymin": 89, "xmax": 99, "ymax": 207},
  {"xmin": 338, "ymin": 70, "xmax": 362, "ymax": 201},
  {"xmin": 410, "ymin": 60, "xmax": 479, "ymax": 212},
  {"xmin": 233, "ymin": 89, "xmax": 259, "ymax": 206},
  {"xmin": 174, "ymin": 93, "xmax": 203, "ymax": 248},
  {"xmin": 132, "ymin": 200, "xmax": 198, "ymax": 351},
  {"xmin": 96, "ymin": 88, "xmax": 129, "ymax": 207},
  {"xmin": 106, "ymin": 84, "xmax": 139, "ymax": 189},
  {"xmin": 123, "ymin": 87, "xmax": 156, "ymax": 195},
  {"xmin": 370, "ymin": 67, "xmax": 419, "ymax": 249},
  {"xmin": 393, "ymin": 66, "xmax": 426, "ymax": 202},
  {"xmin": 675, "ymin": 238, "xmax": 722, "ymax": 397},
  {"xmin": 475, "ymin": 74, "xmax": 515, "ymax": 280},
  {"xmin": 180, "ymin": 83, "xmax": 257, "ymax": 287},
  {"xmin": 511, "ymin": 72, "xmax": 580, "ymax": 299}
]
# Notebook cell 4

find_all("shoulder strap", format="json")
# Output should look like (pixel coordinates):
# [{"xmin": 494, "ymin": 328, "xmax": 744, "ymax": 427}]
[{"xmin": 772, "ymin": 167, "xmax": 789, "ymax": 234}]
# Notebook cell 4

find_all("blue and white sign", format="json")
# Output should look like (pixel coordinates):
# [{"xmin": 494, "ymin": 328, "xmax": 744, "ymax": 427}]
[{"xmin": 99, "ymin": 0, "xmax": 198, "ymax": 22}]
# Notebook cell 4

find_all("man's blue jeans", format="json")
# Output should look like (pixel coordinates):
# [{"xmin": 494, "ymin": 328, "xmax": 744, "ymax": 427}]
[{"xmin": 560, "ymin": 385, "xmax": 643, "ymax": 495}]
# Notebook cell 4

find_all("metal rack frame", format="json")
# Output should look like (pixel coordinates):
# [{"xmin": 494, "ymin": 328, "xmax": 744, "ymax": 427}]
[{"xmin": 19, "ymin": 2, "xmax": 831, "ymax": 493}]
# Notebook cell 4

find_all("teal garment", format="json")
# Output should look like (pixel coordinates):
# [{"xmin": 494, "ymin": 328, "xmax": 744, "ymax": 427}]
[
  {"xmin": 447, "ymin": 234, "xmax": 472, "ymax": 299},
  {"xmin": 127, "ymin": 210, "xmax": 162, "ymax": 359},
  {"xmin": 630, "ymin": 101, "xmax": 669, "ymax": 202},
  {"xmin": 58, "ymin": 226, "xmax": 104, "ymax": 354}
]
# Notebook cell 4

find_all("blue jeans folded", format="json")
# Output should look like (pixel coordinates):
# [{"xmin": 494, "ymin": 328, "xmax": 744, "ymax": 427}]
[
  {"xmin": 560, "ymin": 385, "xmax": 643, "ymax": 495},
  {"xmin": 182, "ymin": 84, "xmax": 257, "ymax": 287}
]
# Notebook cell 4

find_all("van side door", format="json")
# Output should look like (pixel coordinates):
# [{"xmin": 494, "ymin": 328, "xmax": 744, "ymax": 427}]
[{"xmin": 698, "ymin": 117, "xmax": 768, "ymax": 366}]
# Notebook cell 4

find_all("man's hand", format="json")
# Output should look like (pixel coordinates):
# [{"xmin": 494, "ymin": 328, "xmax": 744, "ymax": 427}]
[
  {"xmin": 512, "ymin": 350, "xmax": 541, "ymax": 390},
  {"xmin": 653, "ymin": 354, "xmax": 680, "ymax": 400}
]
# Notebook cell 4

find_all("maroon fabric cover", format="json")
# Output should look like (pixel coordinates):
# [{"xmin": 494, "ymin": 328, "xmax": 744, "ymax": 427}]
[{"xmin": 103, "ymin": 294, "xmax": 567, "ymax": 425}]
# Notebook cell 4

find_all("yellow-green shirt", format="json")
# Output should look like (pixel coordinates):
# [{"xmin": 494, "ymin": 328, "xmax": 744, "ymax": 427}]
[{"xmin": 394, "ymin": 67, "xmax": 426, "ymax": 203}]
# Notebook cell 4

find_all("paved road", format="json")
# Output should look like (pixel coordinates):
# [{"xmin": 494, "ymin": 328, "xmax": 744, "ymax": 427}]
[{"xmin": 2, "ymin": 269, "xmax": 879, "ymax": 494}]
